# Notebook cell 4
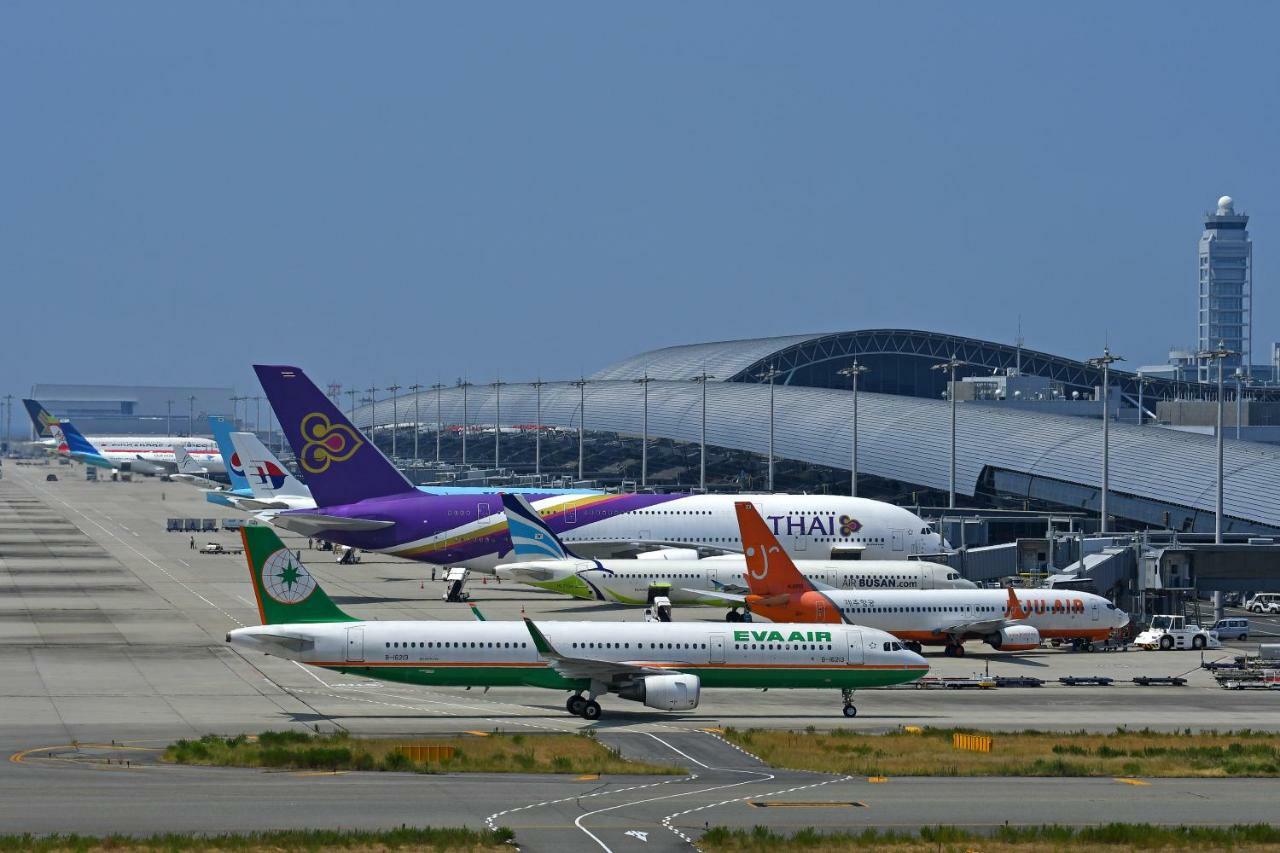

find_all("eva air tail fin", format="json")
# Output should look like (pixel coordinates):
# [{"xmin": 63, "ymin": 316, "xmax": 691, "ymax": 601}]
[{"xmin": 241, "ymin": 525, "xmax": 356, "ymax": 624}]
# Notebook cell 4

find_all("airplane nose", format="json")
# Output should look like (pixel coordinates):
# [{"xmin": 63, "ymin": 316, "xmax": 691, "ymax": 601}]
[{"xmin": 906, "ymin": 649, "xmax": 928, "ymax": 669}]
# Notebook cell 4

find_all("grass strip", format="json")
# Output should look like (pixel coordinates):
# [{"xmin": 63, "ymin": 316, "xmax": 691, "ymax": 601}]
[
  {"xmin": 720, "ymin": 726, "xmax": 1280, "ymax": 777},
  {"xmin": 701, "ymin": 823, "xmax": 1280, "ymax": 852},
  {"xmin": 0, "ymin": 826, "xmax": 511, "ymax": 852},
  {"xmin": 164, "ymin": 730, "xmax": 682, "ymax": 775}
]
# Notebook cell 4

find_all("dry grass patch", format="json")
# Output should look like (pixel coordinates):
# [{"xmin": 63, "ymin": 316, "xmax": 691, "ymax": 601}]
[
  {"xmin": 0, "ymin": 827, "xmax": 511, "ymax": 851},
  {"xmin": 721, "ymin": 727, "xmax": 1280, "ymax": 778},
  {"xmin": 701, "ymin": 823, "xmax": 1280, "ymax": 852},
  {"xmin": 164, "ymin": 730, "xmax": 682, "ymax": 776}
]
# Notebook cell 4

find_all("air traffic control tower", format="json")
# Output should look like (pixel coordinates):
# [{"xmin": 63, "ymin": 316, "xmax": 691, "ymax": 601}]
[{"xmin": 1197, "ymin": 195, "xmax": 1252, "ymax": 381}]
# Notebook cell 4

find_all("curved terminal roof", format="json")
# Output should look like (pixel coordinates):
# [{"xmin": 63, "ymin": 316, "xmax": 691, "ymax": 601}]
[
  {"xmin": 360, "ymin": 379, "xmax": 1280, "ymax": 534},
  {"xmin": 590, "ymin": 333, "xmax": 820, "ymax": 382}
]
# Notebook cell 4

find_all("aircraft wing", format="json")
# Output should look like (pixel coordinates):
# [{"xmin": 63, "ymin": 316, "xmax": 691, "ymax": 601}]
[
  {"xmin": 568, "ymin": 540, "xmax": 741, "ymax": 560},
  {"xmin": 250, "ymin": 633, "xmax": 316, "ymax": 653},
  {"xmin": 939, "ymin": 617, "xmax": 1011, "ymax": 637},
  {"xmin": 523, "ymin": 619, "xmax": 671, "ymax": 683},
  {"xmin": 682, "ymin": 587, "xmax": 748, "ymax": 603},
  {"xmin": 270, "ymin": 513, "xmax": 395, "ymax": 536}
]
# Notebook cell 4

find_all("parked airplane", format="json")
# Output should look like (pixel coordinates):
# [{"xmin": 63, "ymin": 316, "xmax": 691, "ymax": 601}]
[
  {"xmin": 252, "ymin": 365, "xmax": 947, "ymax": 572},
  {"xmin": 497, "ymin": 493, "xmax": 972, "ymax": 612},
  {"xmin": 725, "ymin": 502, "xmax": 1129, "ymax": 656},
  {"xmin": 229, "ymin": 431, "xmax": 314, "ymax": 510},
  {"xmin": 169, "ymin": 443, "xmax": 225, "ymax": 489},
  {"xmin": 227, "ymin": 525, "xmax": 928, "ymax": 718},
  {"xmin": 54, "ymin": 420, "xmax": 222, "ymax": 476},
  {"xmin": 23, "ymin": 400, "xmax": 222, "ymax": 472}
]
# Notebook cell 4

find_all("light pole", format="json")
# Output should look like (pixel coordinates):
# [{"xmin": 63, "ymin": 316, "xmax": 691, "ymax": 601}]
[
  {"xmin": 460, "ymin": 382, "xmax": 472, "ymax": 466},
  {"xmin": 571, "ymin": 378, "xmax": 588, "ymax": 481},
  {"xmin": 756, "ymin": 366, "xmax": 783, "ymax": 491},
  {"xmin": 3, "ymin": 394, "xmax": 12, "ymax": 449},
  {"xmin": 930, "ymin": 356, "xmax": 966, "ymax": 509},
  {"xmin": 837, "ymin": 361, "xmax": 869, "ymax": 497},
  {"xmin": 166, "ymin": 399, "xmax": 174, "ymax": 435},
  {"xmin": 633, "ymin": 375, "xmax": 654, "ymax": 487},
  {"xmin": 1086, "ymin": 348, "xmax": 1123, "ymax": 533},
  {"xmin": 1136, "ymin": 375, "xmax": 1151, "ymax": 426},
  {"xmin": 691, "ymin": 373, "xmax": 714, "ymax": 491},
  {"xmin": 346, "ymin": 390, "xmax": 356, "ymax": 424},
  {"xmin": 364, "ymin": 386, "xmax": 377, "ymax": 440},
  {"xmin": 385, "ymin": 384, "xmax": 401, "ymax": 460},
  {"xmin": 187, "ymin": 396, "xmax": 196, "ymax": 437},
  {"xmin": 430, "ymin": 383, "xmax": 445, "ymax": 464},
  {"xmin": 490, "ymin": 380, "xmax": 506, "ymax": 469},
  {"xmin": 1234, "ymin": 369, "xmax": 1245, "ymax": 441},
  {"xmin": 229, "ymin": 395, "xmax": 243, "ymax": 429},
  {"xmin": 530, "ymin": 380, "xmax": 546, "ymax": 478},
  {"xmin": 408, "ymin": 383, "xmax": 422, "ymax": 462},
  {"xmin": 1199, "ymin": 341, "xmax": 1237, "ymax": 624}
]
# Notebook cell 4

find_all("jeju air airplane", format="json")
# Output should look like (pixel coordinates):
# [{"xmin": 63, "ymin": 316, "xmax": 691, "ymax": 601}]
[
  {"xmin": 251, "ymin": 364, "xmax": 948, "ymax": 572},
  {"xmin": 727, "ymin": 502, "xmax": 1129, "ymax": 656},
  {"xmin": 227, "ymin": 525, "xmax": 928, "ymax": 719},
  {"xmin": 496, "ymin": 493, "xmax": 973, "ymax": 615}
]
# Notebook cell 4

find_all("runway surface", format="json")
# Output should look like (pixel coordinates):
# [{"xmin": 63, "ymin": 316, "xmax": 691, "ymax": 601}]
[{"xmin": 2, "ymin": 462, "xmax": 1278, "ymax": 844}]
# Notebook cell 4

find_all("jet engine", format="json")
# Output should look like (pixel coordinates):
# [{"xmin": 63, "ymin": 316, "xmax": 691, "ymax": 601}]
[
  {"xmin": 617, "ymin": 674, "xmax": 700, "ymax": 710},
  {"xmin": 987, "ymin": 625, "xmax": 1041, "ymax": 651}
]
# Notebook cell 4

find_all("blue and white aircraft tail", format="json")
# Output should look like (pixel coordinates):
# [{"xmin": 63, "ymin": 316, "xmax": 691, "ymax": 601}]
[
  {"xmin": 58, "ymin": 420, "xmax": 112, "ymax": 468},
  {"xmin": 232, "ymin": 432, "xmax": 312, "ymax": 507},
  {"xmin": 208, "ymin": 416, "xmax": 251, "ymax": 494},
  {"xmin": 501, "ymin": 492, "xmax": 584, "ymax": 560}
]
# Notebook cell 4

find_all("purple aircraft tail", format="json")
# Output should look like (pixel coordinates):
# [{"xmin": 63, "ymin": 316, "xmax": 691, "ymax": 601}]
[{"xmin": 253, "ymin": 365, "xmax": 415, "ymax": 507}]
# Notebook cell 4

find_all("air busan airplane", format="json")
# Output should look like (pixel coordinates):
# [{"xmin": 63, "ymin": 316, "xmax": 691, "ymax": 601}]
[
  {"xmin": 497, "ymin": 493, "xmax": 973, "ymax": 611},
  {"xmin": 227, "ymin": 525, "xmax": 928, "ymax": 718},
  {"xmin": 252, "ymin": 364, "xmax": 948, "ymax": 572},
  {"xmin": 723, "ymin": 502, "xmax": 1130, "ymax": 656}
]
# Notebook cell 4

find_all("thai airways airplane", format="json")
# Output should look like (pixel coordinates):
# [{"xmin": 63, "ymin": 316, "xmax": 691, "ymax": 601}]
[
  {"xmin": 227, "ymin": 525, "xmax": 927, "ymax": 718},
  {"xmin": 55, "ymin": 419, "xmax": 223, "ymax": 476},
  {"xmin": 252, "ymin": 364, "xmax": 948, "ymax": 572},
  {"xmin": 725, "ymin": 502, "xmax": 1130, "ymax": 656},
  {"xmin": 496, "ymin": 493, "xmax": 972, "ymax": 612},
  {"xmin": 24, "ymin": 400, "xmax": 222, "ymax": 472}
]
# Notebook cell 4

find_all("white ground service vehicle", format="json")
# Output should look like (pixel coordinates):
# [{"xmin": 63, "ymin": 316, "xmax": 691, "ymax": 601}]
[
  {"xmin": 1245, "ymin": 594, "xmax": 1280, "ymax": 614},
  {"xmin": 1134, "ymin": 615, "xmax": 1221, "ymax": 651}
]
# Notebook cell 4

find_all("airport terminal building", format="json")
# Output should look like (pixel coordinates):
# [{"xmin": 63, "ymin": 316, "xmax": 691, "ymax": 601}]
[
  {"xmin": 27, "ymin": 384, "xmax": 235, "ymax": 437},
  {"xmin": 354, "ymin": 330, "xmax": 1280, "ymax": 537}
]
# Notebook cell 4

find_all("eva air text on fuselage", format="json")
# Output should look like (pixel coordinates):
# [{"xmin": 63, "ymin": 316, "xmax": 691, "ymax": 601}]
[{"xmin": 733, "ymin": 630, "xmax": 833, "ymax": 643}]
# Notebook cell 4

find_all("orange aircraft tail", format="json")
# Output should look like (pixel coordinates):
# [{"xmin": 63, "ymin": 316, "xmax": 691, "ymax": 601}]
[{"xmin": 734, "ymin": 502, "xmax": 816, "ymax": 598}]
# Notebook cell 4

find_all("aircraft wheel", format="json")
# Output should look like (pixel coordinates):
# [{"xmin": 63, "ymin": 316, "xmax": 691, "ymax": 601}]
[
  {"xmin": 943, "ymin": 645, "xmax": 956, "ymax": 658},
  {"xmin": 842, "ymin": 704, "xmax": 858, "ymax": 718},
  {"xmin": 952, "ymin": 644, "xmax": 965, "ymax": 657},
  {"xmin": 725, "ymin": 611, "xmax": 741, "ymax": 623},
  {"xmin": 1084, "ymin": 642, "xmax": 1095, "ymax": 653},
  {"xmin": 581, "ymin": 700, "xmax": 602, "ymax": 721},
  {"xmin": 567, "ymin": 695, "xmax": 587, "ymax": 716}
]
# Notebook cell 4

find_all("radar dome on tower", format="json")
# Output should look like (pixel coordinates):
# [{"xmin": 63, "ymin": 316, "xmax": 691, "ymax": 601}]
[{"xmin": 1217, "ymin": 195, "xmax": 1234, "ymax": 215}]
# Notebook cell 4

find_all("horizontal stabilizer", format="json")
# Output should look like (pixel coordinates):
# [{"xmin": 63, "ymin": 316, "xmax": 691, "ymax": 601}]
[{"xmin": 270, "ymin": 512, "xmax": 395, "ymax": 536}]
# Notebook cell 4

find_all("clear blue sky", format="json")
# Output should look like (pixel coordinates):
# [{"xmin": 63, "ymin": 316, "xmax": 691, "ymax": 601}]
[{"xmin": 3, "ymin": 2, "xmax": 1278, "ymax": 418}]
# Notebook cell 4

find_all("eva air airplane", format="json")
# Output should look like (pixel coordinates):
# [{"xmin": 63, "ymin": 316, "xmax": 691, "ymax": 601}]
[{"xmin": 229, "ymin": 526, "xmax": 929, "ymax": 719}]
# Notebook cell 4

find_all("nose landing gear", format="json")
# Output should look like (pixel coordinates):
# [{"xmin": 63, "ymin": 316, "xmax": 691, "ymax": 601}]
[{"xmin": 840, "ymin": 688, "xmax": 857, "ymax": 718}]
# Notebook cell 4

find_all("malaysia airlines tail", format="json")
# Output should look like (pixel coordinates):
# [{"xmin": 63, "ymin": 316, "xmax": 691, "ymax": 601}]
[
  {"xmin": 231, "ymin": 432, "xmax": 312, "ymax": 504},
  {"xmin": 253, "ymin": 365, "xmax": 415, "ymax": 507},
  {"xmin": 22, "ymin": 399, "xmax": 59, "ymax": 438},
  {"xmin": 501, "ymin": 493, "xmax": 584, "ymax": 560},
  {"xmin": 208, "ymin": 416, "xmax": 252, "ymax": 495}
]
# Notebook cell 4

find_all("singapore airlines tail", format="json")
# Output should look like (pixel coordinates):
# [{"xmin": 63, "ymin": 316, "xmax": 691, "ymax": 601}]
[
  {"xmin": 23, "ymin": 399, "xmax": 59, "ymax": 438},
  {"xmin": 241, "ymin": 525, "xmax": 356, "ymax": 625}
]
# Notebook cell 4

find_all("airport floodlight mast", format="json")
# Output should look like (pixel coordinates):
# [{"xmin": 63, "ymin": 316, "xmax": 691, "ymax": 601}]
[
  {"xmin": 490, "ymin": 380, "xmax": 506, "ymax": 469},
  {"xmin": 364, "ymin": 386, "xmax": 378, "ymax": 441},
  {"xmin": 1198, "ymin": 342, "xmax": 1237, "ymax": 545},
  {"xmin": 633, "ymin": 375, "xmax": 654, "ymax": 487},
  {"xmin": 346, "ymin": 390, "xmax": 356, "ymax": 423},
  {"xmin": 571, "ymin": 378, "xmax": 589, "ymax": 481},
  {"xmin": 756, "ymin": 365, "xmax": 783, "ymax": 491},
  {"xmin": 166, "ymin": 399, "xmax": 174, "ymax": 436},
  {"xmin": 430, "ymin": 383, "xmax": 446, "ymax": 464},
  {"xmin": 837, "ymin": 361, "xmax": 869, "ymax": 497},
  {"xmin": 459, "ymin": 381, "xmax": 472, "ymax": 466},
  {"xmin": 1085, "ymin": 347, "xmax": 1123, "ymax": 533},
  {"xmin": 930, "ymin": 356, "xmax": 966, "ymax": 509},
  {"xmin": 1235, "ymin": 369, "xmax": 1247, "ymax": 441},
  {"xmin": 407, "ymin": 383, "xmax": 422, "ymax": 462},
  {"xmin": 530, "ymin": 380, "xmax": 546, "ymax": 477},
  {"xmin": 186, "ymin": 396, "xmax": 196, "ymax": 437},
  {"xmin": 385, "ymin": 384, "xmax": 401, "ymax": 460},
  {"xmin": 1136, "ymin": 375, "xmax": 1152, "ymax": 426},
  {"xmin": 229, "ymin": 395, "xmax": 243, "ymax": 429},
  {"xmin": 691, "ymin": 372, "xmax": 715, "ymax": 491}
]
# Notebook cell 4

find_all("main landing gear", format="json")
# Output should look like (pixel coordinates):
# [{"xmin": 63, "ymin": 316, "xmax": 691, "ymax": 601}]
[
  {"xmin": 841, "ymin": 688, "xmax": 857, "ymax": 718},
  {"xmin": 566, "ymin": 692, "xmax": 602, "ymax": 720},
  {"xmin": 943, "ymin": 642, "xmax": 966, "ymax": 658},
  {"xmin": 725, "ymin": 608, "xmax": 751, "ymax": 622}
]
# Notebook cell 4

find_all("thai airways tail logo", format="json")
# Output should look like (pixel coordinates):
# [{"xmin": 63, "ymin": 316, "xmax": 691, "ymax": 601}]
[
  {"xmin": 251, "ymin": 460, "xmax": 288, "ymax": 490},
  {"xmin": 229, "ymin": 452, "xmax": 245, "ymax": 479},
  {"xmin": 298, "ymin": 412, "xmax": 364, "ymax": 474}
]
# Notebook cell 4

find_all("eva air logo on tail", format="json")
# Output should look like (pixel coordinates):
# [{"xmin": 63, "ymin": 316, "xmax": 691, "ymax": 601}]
[{"xmin": 261, "ymin": 548, "xmax": 317, "ymax": 604}]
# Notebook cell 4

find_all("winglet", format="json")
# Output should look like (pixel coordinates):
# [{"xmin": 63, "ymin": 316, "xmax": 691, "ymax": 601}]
[
  {"xmin": 469, "ymin": 603, "xmax": 487, "ymax": 622},
  {"xmin": 523, "ymin": 618, "xmax": 556, "ymax": 656},
  {"xmin": 734, "ymin": 501, "xmax": 813, "ymax": 597}
]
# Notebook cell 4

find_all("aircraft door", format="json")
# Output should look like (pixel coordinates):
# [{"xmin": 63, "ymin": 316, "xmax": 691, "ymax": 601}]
[
  {"xmin": 346, "ymin": 627, "xmax": 365, "ymax": 662},
  {"xmin": 846, "ymin": 629, "xmax": 864, "ymax": 665},
  {"xmin": 892, "ymin": 530, "xmax": 905, "ymax": 551},
  {"xmin": 710, "ymin": 634, "xmax": 725, "ymax": 664},
  {"xmin": 566, "ymin": 505, "xmax": 577, "ymax": 525},
  {"xmin": 816, "ymin": 598, "xmax": 827, "ymax": 622},
  {"xmin": 476, "ymin": 502, "xmax": 490, "ymax": 523},
  {"xmin": 1091, "ymin": 601, "xmax": 1099, "ymax": 622}
]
